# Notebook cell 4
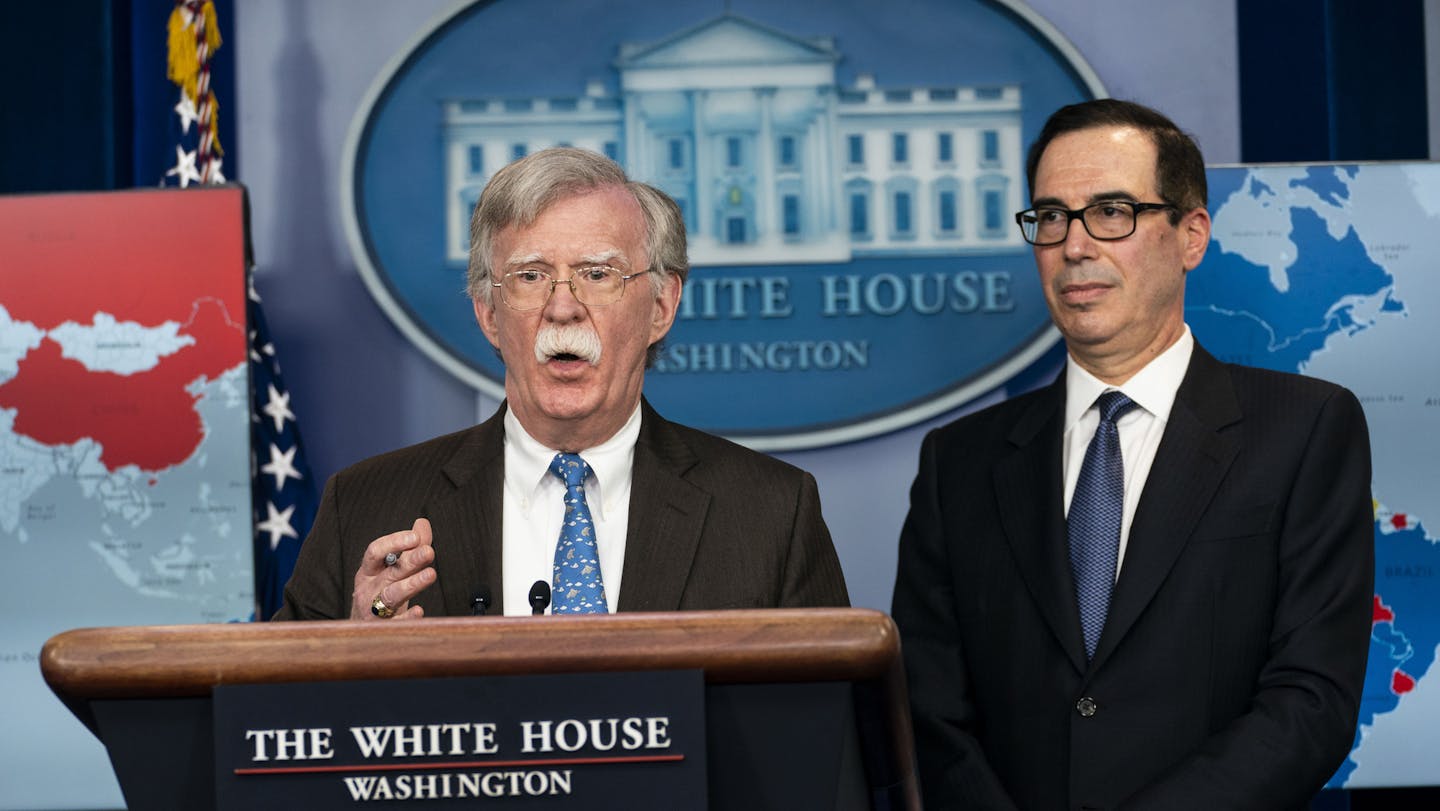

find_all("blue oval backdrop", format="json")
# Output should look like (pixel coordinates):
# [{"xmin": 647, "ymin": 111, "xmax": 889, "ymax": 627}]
[{"xmin": 343, "ymin": 0, "xmax": 1102, "ymax": 449}]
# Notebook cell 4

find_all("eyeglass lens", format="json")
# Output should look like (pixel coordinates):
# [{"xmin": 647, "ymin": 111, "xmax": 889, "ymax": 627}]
[
  {"xmin": 502, "ymin": 268, "xmax": 625, "ymax": 309},
  {"xmin": 1017, "ymin": 202, "xmax": 1156, "ymax": 245}
]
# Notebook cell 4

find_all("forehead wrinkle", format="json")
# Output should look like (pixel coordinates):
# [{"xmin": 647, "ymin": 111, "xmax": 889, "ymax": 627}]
[
  {"xmin": 502, "ymin": 247, "xmax": 631, "ymax": 271},
  {"xmin": 1032, "ymin": 189, "xmax": 1141, "ymax": 209},
  {"xmin": 1088, "ymin": 190, "xmax": 1141, "ymax": 204}
]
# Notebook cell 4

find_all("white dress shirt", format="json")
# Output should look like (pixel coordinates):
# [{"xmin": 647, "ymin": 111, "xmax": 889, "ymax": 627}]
[
  {"xmin": 1062, "ymin": 326, "xmax": 1194, "ymax": 578},
  {"xmin": 500, "ymin": 404, "xmax": 639, "ymax": 615}
]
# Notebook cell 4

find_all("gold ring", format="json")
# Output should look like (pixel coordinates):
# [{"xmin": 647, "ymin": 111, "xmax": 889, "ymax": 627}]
[{"xmin": 370, "ymin": 594, "xmax": 396, "ymax": 619}]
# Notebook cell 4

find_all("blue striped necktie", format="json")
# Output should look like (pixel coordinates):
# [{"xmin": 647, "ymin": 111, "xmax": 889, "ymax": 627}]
[
  {"xmin": 1069, "ymin": 391, "xmax": 1138, "ymax": 659},
  {"xmin": 549, "ymin": 453, "xmax": 608, "ymax": 614}
]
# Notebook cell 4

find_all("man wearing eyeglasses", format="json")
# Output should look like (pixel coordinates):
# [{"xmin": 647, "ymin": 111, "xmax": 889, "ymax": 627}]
[
  {"xmin": 893, "ymin": 100, "xmax": 1372, "ymax": 809},
  {"xmin": 276, "ymin": 147, "xmax": 848, "ymax": 620}
]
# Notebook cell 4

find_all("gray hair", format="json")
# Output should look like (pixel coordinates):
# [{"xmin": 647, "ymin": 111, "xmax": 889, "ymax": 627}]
[{"xmin": 466, "ymin": 147, "xmax": 689, "ymax": 306}]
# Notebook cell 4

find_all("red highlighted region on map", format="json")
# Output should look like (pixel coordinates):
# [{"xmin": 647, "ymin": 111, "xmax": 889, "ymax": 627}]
[
  {"xmin": 0, "ymin": 300, "xmax": 240, "ymax": 471},
  {"xmin": 1391, "ymin": 670, "xmax": 1416, "ymax": 695},
  {"xmin": 1373, "ymin": 595, "xmax": 1396, "ymax": 624},
  {"xmin": 1371, "ymin": 588, "xmax": 1432, "ymax": 700}
]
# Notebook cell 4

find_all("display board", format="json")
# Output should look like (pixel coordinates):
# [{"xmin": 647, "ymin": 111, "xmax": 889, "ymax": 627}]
[{"xmin": 0, "ymin": 187, "xmax": 254, "ymax": 808}]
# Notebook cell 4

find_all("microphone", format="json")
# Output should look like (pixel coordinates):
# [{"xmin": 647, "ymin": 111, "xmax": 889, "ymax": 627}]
[
  {"xmin": 470, "ymin": 586, "xmax": 492, "ymax": 616},
  {"xmin": 528, "ymin": 580, "xmax": 551, "ymax": 616}
]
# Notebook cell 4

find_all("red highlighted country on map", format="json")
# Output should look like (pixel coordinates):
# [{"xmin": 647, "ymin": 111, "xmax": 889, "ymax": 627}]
[
  {"xmin": 1374, "ymin": 595, "xmax": 1396, "ymax": 624},
  {"xmin": 1392, "ymin": 669, "xmax": 1417, "ymax": 695},
  {"xmin": 0, "ymin": 298, "xmax": 242, "ymax": 472}
]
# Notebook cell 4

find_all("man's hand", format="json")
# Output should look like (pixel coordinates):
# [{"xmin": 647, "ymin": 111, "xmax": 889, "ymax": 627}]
[{"xmin": 350, "ymin": 517, "xmax": 436, "ymax": 620}]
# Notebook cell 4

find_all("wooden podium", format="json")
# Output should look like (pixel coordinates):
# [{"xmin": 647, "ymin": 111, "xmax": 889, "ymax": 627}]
[{"xmin": 42, "ymin": 608, "xmax": 919, "ymax": 810}]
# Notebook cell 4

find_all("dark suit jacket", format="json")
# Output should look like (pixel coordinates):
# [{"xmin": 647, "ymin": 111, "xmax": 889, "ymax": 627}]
[
  {"xmin": 275, "ymin": 399, "xmax": 848, "ymax": 619},
  {"xmin": 891, "ymin": 344, "xmax": 1373, "ymax": 811}
]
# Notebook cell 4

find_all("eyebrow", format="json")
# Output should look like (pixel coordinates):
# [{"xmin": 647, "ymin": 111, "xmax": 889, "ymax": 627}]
[
  {"xmin": 504, "ymin": 251, "xmax": 547, "ymax": 269},
  {"xmin": 579, "ymin": 249, "xmax": 628, "ymax": 268},
  {"xmin": 1031, "ymin": 190, "xmax": 1142, "ymax": 208},
  {"xmin": 502, "ymin": 249, "xmax": 630, "ymax": 270}
]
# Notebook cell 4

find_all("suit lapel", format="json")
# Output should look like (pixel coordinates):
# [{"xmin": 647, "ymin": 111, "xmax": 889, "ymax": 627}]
[
  {"xmin": 616, "ymin": 400, "xmax": 711, "ymax": 612},
  {"xmin": 425, "ymin": 406, "xmax": 507, "ymax": 616},
  {"xmin": 994, "ymin": 377, "xmax": 1090, "ymax": 673},
  {"xmin": 1089, "ymin": 346, "xmax": 1242, "ymax": 671}
]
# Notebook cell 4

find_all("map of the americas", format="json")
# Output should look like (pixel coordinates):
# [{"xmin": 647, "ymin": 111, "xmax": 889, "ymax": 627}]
[{"xmin": 1192, "ymin": 164, "xmax": 1440, "ymax": 788}]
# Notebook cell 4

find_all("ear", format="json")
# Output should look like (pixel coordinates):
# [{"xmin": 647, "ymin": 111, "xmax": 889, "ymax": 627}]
[
  {"xmin": 1179, "ymin": 207, "xmax": 1212, "ymax": 272},
  {"xmin": 648, "ymin": 272, "xmax": 683, "ymax": 346},
  {"xmin": 474, "ymin": 296, "xmax": 501, "ymax": 349}
]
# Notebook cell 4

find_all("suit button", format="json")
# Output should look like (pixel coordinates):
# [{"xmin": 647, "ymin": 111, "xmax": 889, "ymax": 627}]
[{"xmin": 1075, "ymin": 696, "xmax": 1098, "ymax": 717}]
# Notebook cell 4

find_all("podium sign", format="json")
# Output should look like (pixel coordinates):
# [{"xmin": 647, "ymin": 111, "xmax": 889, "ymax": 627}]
[
  {"xmin": 214, "ymin": 671, "xmax": 706, "ymax": 809},
  {"xmin": 42, "ymin": 610, "xmax": 918, "ymax": 809}
]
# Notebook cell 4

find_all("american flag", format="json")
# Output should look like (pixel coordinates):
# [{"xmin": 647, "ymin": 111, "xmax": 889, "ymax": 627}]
[
  {"xmin": 247, "ymin": 282, "xmax": 317, "ymax": 620},
  {"xmin": 164, "ymin": 0, "xmax": 315, "ymax": 619},
  {"xmin": 162, "ymin": 0, "xmax": 225, "ymax": 187}
]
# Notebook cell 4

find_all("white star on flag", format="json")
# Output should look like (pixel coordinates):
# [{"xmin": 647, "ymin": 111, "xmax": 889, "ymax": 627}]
[
  {"xmin": 174, "ymin": 92, "xmax": 200, "ymax": 133},
  {"xmin": 257, "ymin": 502, "xmax": 298, "ymax": 550},
  {"xmin": 261, "ymin": 383, "xmax": 295, "ymax": 432},
  {"xmin": 260, "ymin": 443, "xmax": 303, "ymax": 490},
  {"xmin": 165, "ymin": 145, "xmax": 202, "ymax": 187}
]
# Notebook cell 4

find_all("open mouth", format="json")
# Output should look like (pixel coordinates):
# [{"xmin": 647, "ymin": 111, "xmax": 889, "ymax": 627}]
[{"xmin": 550, "ymin": 353, "xmax": 581, "ymax": 362}]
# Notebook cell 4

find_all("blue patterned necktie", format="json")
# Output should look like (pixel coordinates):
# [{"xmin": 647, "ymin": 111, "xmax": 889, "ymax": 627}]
[
  {"xmin": 1069, "ymin": 391, "xmax": 1139, "ymax": 660},
  {"xmin": 549, "ymin": 453, "xmax": 608, "ymax": 614}
]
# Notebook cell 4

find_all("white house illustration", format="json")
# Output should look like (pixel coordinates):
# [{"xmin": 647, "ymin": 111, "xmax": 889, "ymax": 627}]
[{"xmin": 443, "ymin": 14, "xmax": 1025, "ymax": 266}]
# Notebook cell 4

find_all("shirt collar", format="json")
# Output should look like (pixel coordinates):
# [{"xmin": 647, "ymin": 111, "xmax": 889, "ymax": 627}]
[
  {"xmin": 1064, "ymin": 325, "xmax": 1193, "ymax": 428},
  {"xmin": 503, "ymin": 402, "xmax": 642, "ymax": 519}
]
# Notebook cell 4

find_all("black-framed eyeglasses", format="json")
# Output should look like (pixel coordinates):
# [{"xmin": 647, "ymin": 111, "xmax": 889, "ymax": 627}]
[
  {"xmin": 1014, "ymin": 201, "xmax": 1177, "ymax": 246},
  {"xmin": 491, "ymin": 266, "xmax": 652, "ymax": 311}
]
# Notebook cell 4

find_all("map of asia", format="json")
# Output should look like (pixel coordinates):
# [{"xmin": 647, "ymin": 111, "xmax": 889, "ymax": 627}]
[{"xmin": 0, "ymin": 187, "xmax": 254, "ymax": 808}]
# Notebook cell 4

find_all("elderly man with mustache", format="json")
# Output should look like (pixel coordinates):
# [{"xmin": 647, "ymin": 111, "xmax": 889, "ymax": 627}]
[
  {"xmin": 892, "ymin": 100, "xmax": 1373, "ymax": 810},
  {"xmin": 275, "ymin": 148, "xmax": 848, "ymax": 620}
]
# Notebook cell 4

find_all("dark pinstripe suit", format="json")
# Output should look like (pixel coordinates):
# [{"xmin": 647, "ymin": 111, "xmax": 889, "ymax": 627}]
[{"xmin": 275, "ymin": 399, "xmax": 848, "ymax": 619}]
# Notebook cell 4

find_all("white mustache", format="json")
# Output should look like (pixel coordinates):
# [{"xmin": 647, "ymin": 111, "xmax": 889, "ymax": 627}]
[{"xmin": 534, "ymin": 324, "xmax": 602, "ymax": 366}]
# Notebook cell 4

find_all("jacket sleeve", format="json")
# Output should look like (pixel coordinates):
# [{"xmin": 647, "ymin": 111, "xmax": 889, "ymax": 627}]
[{"xmin": 891, "ymin": 429, "xmax": 1020, "ymax": 810}]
